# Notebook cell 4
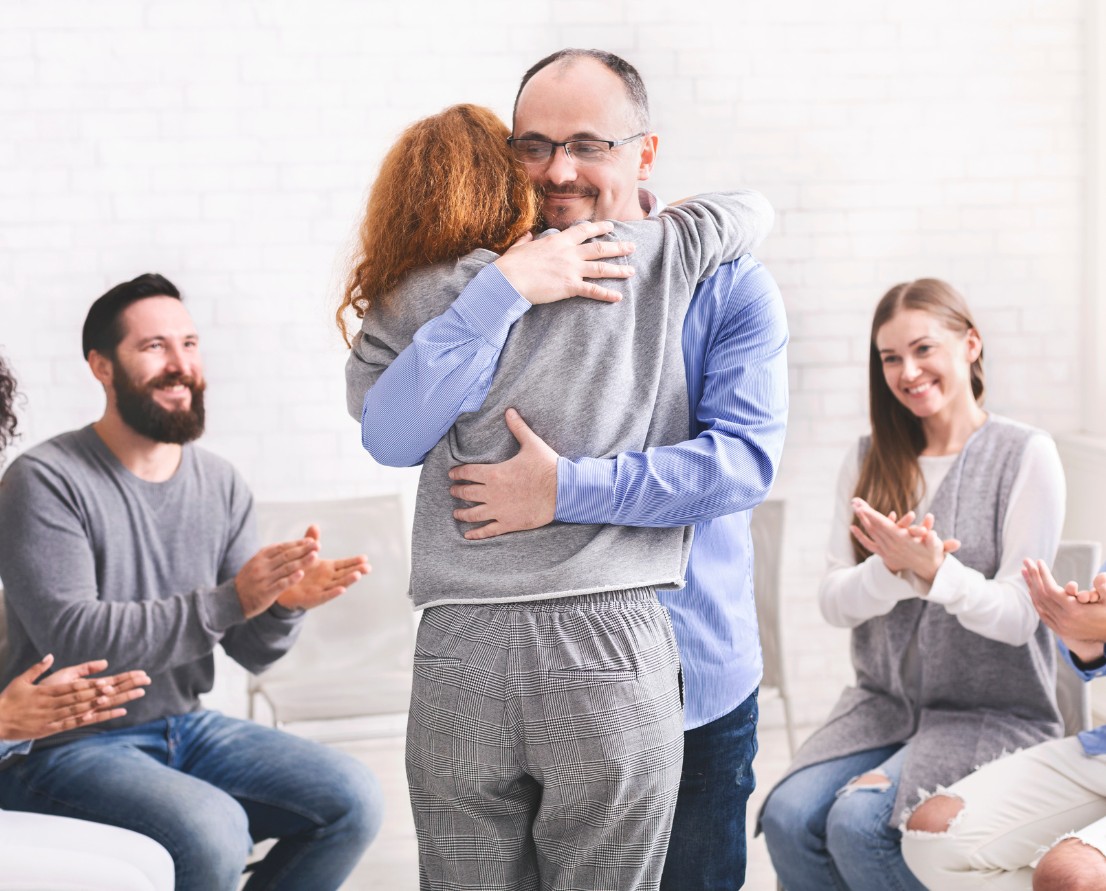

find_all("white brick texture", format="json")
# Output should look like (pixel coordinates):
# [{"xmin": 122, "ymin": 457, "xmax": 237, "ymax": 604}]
[{"xmin": 0, "ymin": 0, "xmax": 1088, "ymax": 726}]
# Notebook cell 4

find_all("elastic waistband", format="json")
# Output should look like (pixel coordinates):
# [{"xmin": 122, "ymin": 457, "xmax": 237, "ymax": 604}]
[{"xmin": 467, "ymin": 586, "xmax": 657, "ymax": 612}]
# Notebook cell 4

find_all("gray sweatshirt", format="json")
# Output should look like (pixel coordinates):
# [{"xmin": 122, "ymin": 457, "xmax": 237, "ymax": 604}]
[
  {"xmin": 0, "ymin": 426, "xmax": 303, "ymax": 745},
  {"xmin": 354, "ymin": 191, "xmax": 773, "ymax": 608}
]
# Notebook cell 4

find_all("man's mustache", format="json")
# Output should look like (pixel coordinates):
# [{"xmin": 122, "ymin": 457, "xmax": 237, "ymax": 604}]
[
  {"xmin": 145, "ymin": 372, "xmax": 205, "ymax": 393},
  {"xmin": 539, "ymin": 186, "xmax": 599, "ymax": 199}
]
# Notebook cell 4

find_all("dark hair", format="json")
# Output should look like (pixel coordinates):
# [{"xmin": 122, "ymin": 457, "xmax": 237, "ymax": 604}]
[
  {"xmin": 82, "ymin": 273, "xmax": 181, "ymax": 359},
  {"xmin": 852, "ymin": 278, "xmax": 985, "ymax": 562},
  {"xmin": 513, "ymin": 48, "xmax": 650, "ymax": 132},
  {"xmin": 0, "ymin": 351, "xmax": 19, "ymax": 456}
]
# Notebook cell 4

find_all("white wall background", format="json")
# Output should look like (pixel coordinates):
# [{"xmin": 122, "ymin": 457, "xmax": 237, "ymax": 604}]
[{"xmin": 0, "ymin": 0, "xmax": 1092, "ymax": 725}]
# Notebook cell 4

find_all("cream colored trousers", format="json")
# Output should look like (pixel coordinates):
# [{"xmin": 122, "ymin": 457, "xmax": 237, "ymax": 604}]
[{"xmin": 902, "ymin": 737, "xmax": 1106, "ymax": 890}]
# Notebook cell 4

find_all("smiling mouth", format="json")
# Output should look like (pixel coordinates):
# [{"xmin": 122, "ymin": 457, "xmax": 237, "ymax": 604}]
[{"xmin": 904, "ymin": 382, "xmax": 934, "ymax": 395}]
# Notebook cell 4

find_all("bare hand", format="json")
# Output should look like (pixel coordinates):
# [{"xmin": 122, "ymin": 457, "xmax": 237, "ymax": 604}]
[
  {"xmin": 0, "ymin": 656, "xmax": 150, "ymax": 742},
  {"xmin": 901, "ymin": 512, "xmax": 961, "ymax": 556},
  {"xmin": 1023, "ymin": 558, "xmax": 1106, "ymax": 660},
  {"xmin": 494, "ymin": 221, "xmax": 635, "ymax": 305},
  {"xmin": 276, "ymin": 525, "xmax": 371, "ymax": 610},
  {"xmin": 236, "ymin": 537, "xmax": 320, "ymax": 618},
  {"xmin": 448, "ymin": 409, "xmax": 558, "ymax": 540},
  {"xmin": 850, "ymin": 499, "xmax": 951, "ymax": 582}
]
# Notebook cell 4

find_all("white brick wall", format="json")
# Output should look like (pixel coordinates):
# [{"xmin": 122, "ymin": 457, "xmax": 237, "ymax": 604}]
[{"xmin": 0, "ymin": 0, "xmax": 1089, "ymax": 726}]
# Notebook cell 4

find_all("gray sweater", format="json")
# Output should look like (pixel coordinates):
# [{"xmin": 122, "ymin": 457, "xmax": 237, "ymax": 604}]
[
  {"xmin": 769, "ymin": 416, "xmax": 1063, "ymax": 824},
  {"xmin": 0, "ymin": 426, "xmax": 303, "ymax": 745},
  {"xmin": 354, "ymin": 191, "xmax": 773, "ymax": 608}
]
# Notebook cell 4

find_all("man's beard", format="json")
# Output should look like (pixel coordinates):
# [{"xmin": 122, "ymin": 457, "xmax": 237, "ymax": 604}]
[
  {"xmin": 538, "ymin": 184, "xmax": 598, "ymax": 228},
  {"xmin": 113, "ymin": 367, "xmax": 206, "ymax": 444}
]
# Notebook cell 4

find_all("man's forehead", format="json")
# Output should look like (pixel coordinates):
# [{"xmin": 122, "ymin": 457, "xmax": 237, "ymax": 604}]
[
  {"xmin": 118, "ymin": 296, "xmax": 196, "ymax": 341},
  {"xmin": 515, "ymin": 59, "xmax": 635, "ymax": 135}
]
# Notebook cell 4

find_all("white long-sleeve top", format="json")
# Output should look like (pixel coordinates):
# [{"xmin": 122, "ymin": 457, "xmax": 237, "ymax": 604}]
[{"xmin": 818, "ymin": 431, "xmax": 1066, "ymax": 646}]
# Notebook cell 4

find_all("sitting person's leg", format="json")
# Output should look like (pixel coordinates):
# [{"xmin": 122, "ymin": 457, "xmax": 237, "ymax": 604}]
[
  {"xmin": 822, "ymin": 745, "xmax": 924, "ymax": 891},
  {"xmin": 760, "ymin": 743, "xmax": 902, "ymax": 891},
  {"xmin": 902, "ymin": 737, "xmax": 1106, "ymax": 891},
  {"xmin": 0, "ymin": 810, "xmax": 174, "ymax": 891},
  {"xmin": 0, "ymin": 721, "xmax": 254, "ymax": 891},
  {"xmin": 171, "ymin": 709, "xmax": 383, "ymax": 891}
]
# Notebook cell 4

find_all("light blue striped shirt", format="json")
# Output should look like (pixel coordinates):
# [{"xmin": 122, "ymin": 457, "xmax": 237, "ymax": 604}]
[{"xmin": 355, "ymin": 193, "xmax": 789, "ymax": 729}]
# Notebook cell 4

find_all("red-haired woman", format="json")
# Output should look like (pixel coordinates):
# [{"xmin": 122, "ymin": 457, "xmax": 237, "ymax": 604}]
[
  {"xmin": 340, "ymin": 103, "xmax": 773, "ymax": 890},
  {"xmin": 760, "ymin": 279, "xmax": 1065, "ymax": 891}
]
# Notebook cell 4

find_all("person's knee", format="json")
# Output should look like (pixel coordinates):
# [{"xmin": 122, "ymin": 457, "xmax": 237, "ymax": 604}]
[
  {"xmin": 824, "ymin": 772, "xmax": 894, "ymax": 857},
  {"xmin": 1034, "ymin": 838, "xmax": 1106, "ymax": 891},
  {"xmin": 900, "ymin": 795, "xmax": 968, "ymax": 885},
  {"xmin": 905, "ymin": 793, "xmax": 964, "ymax": 834},
  {"xmin": 760, "ymin": 778, "xmax": 815, "ymax": 851},
  {"xmin": 170, "ymin": 792, "xmax": 250, "ymax": 889},
  {"xmin": 318, "ymin": 753, "xmax": 384, "ymax": 848}
]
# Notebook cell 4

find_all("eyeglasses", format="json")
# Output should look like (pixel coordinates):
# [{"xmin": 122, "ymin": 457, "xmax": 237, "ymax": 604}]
[{"xmin": 506, "ymin": 133, "xmax": 646, "ymax": 165}]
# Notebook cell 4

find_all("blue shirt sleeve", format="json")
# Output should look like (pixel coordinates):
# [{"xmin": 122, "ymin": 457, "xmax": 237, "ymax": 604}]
[
  {"xmin": 555, "ymin": 259, "xmax": 789, "ymax": 527},
  {"xmin": 1060, "ymin": 639, "xmax": 1106, "ymax": 681},
  {"xmin": 352, "ymin": 264, "xmax": 531, "ymax": 467},
  {"xmin": 0, "ymin": 739, "xmax": 32, "ymax": 764}
]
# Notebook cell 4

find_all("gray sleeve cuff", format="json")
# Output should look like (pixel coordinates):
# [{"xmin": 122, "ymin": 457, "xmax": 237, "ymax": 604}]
[{"xmin": 198, "ymin": 578, "xmax": 248, "ymax": 634}]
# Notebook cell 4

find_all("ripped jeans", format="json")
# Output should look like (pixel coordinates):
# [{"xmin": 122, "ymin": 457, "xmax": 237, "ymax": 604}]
[{"xmin": 761, "ymin": 744, "xmax": 926, "ymax": 891}]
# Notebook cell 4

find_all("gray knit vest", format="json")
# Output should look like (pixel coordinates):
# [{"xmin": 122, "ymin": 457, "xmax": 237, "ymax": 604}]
[
  {"xmin": 774, "ymin": 415, "xmax": 1063, "ymax": 824},
  {"xmin": 357, "ymin": 192, "xmax": 768, "ymax": 608}
]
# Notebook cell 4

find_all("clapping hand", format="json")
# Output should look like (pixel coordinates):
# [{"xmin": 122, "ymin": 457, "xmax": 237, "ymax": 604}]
[
  {"xmin": 276, "ymin": 525, "xmax": 371, "ymax": 611},
  {"xmin": 1023, "ymin": 559, "xmax": 1106, "ymax": 662},
  {"xmin": 0, "ymin": 656, "xmax": 149, "ymax": 741},
  {"xmin": 850, "ymin": 499, "xmax": 960, "ymax": 584}
]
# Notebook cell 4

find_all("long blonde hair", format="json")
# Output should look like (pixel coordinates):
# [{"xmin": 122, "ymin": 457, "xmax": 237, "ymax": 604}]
[
  {"xmin": 336, "ymin": 104, "xmax": 540, "ymax": 345},
  {"xmin": 852, "ymin": 278, "xmax": 985, "ymax": 563}
]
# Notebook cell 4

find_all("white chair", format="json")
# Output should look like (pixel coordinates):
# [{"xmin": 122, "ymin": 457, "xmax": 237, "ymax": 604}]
[
  {"xmin": 0, "ymin": 590, "xmax": 176, "ymax": 891},
  {"xmin": 751, "ymin": 499, "xmax": 798, "ymax": 756},
  {"xmin": 248, "ymin": 494, "xmax": 416, "ymax": 740},
  {"xmin": 1051, "ymin": 539, "xmax": 1103, "ymax": 735}
]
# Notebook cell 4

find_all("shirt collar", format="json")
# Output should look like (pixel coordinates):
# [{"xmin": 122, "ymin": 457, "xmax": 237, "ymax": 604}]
[{"xmin": 639, "ymin": 188, "xmax": 664, "ymax": 219}]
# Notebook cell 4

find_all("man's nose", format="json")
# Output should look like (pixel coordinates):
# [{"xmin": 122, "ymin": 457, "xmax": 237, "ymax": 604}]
[
  {"xmin": 542, "ymin": 145, "xmax": 578, "ymax": 184},
  {"xmin": 164, "ymin": 344, "xmax": 190, "ymax": 373}
]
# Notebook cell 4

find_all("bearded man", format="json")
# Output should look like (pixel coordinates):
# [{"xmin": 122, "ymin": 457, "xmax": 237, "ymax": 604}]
[{"xmin": 0, "ymin": 273, "xmax": 383, "ymax": 891}]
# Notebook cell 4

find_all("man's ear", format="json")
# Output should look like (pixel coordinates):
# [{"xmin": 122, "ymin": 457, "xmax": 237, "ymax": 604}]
[
  {"xmin": 88, "ymin": 350, "xmax": 113, "ymax": 389},
  {"xmin": 636, "ymin": 133, "xmax": 658, "ymax": 182}
]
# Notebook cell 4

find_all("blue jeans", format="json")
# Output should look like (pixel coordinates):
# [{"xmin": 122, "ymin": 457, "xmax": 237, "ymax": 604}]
[
  {"xmin": 760, "ymin": 744, "xmax": 925, "ymax": 891},
  {"xmin": 660, "ymin": 689, "xmax": 759, "ymax": 891},
  {"xmin": 0, "ymin": 710, "xmax": 384, "ymax": 891}
]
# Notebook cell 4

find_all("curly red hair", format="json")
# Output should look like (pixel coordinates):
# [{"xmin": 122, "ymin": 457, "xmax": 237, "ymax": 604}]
[{"xmin": 337, "ymin": 104, "xmax": 539, "ymax": 345}]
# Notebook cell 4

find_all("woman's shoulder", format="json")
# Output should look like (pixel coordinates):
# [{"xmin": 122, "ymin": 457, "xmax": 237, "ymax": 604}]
[
  {"xmin": 977, "ymin": 414, "xmax": 1053, "ymax": 449},
  {"xmin": 366, "ymin": 251, "xmax": 495, "ymax": 328},
  {"xmin": 984, "ymin": 413, "xmax": 1046, "ymax": 434},
  {"xmin": 403, "ymin": 249, "xmax": 497, "ymax": 291}
]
